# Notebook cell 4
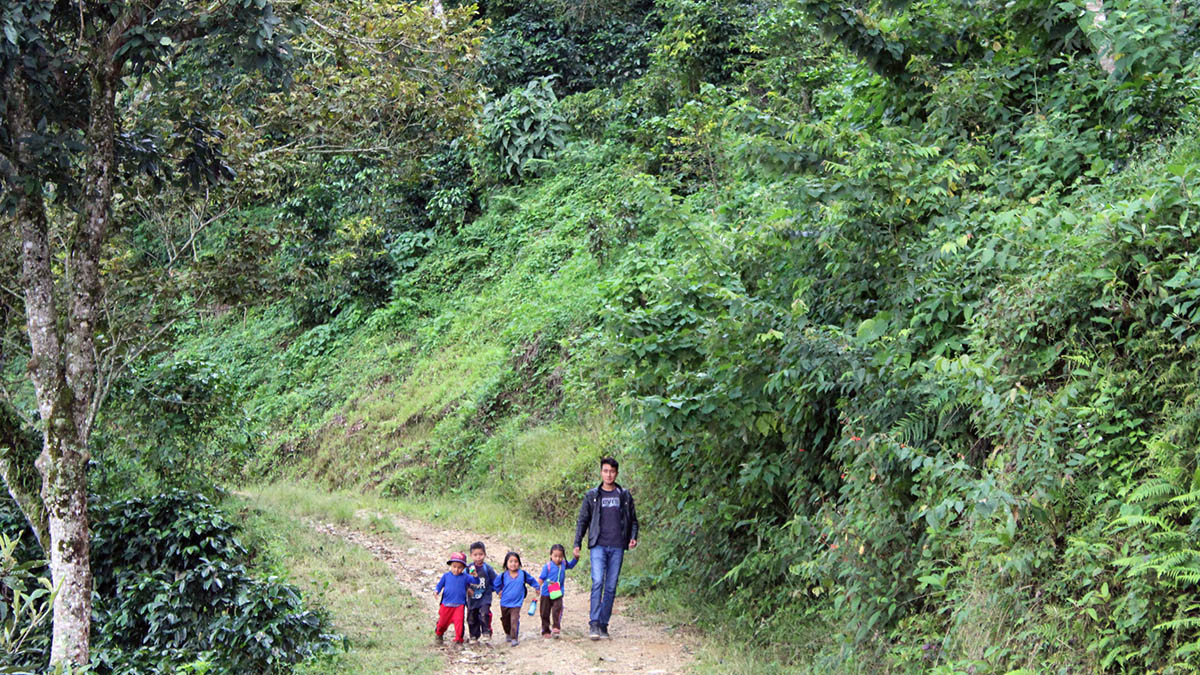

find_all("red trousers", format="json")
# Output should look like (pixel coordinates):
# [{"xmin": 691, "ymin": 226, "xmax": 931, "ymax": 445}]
[{"xmin": 436, "ymin": 604, "xmax": 466, "ymax": 642}]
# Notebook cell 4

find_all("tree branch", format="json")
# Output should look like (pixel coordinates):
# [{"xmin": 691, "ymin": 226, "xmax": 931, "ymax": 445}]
[{"xmin": 0, "ymin": 402, "xmax": 48, "ymax": 551}]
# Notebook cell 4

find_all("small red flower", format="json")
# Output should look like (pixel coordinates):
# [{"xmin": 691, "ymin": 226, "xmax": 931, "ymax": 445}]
[
  {"xmin": 798, "ymin": 448, "xmax": 806, "ymax": 452},
  {"xmin": 850, "ymin": 436, "xmax": 862, "ymax": 442},
  {"xmin": 830, "ymin": 544, "xmax": 838, "ymax": 550}
]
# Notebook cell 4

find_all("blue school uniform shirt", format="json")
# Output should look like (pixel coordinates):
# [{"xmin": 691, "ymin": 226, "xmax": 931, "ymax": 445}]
[
  {"xmin": 435, "ymin": 570, "xmax": 479, "ymax": 607},
  {"xmin": 493, "ymin": 569, "xmax": 539, "ymax": 608},
  {"xmin": 537, "ymin": 557, "xmax": 578, "ymax": 595},
  {"xmin": 467, "ymin": 562, "xmax": 499, "ymax": 609}
]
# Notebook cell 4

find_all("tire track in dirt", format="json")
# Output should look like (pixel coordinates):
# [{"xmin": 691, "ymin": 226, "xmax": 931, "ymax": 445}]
[{"xmin": 305, "ymin": 514, "xmax": 694, "ymax": 674}]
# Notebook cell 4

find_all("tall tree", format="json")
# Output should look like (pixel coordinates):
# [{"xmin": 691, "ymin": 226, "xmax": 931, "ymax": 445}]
[{"xmin": 0, "ymin": 1, "xmax": 295, "ymax": 665}]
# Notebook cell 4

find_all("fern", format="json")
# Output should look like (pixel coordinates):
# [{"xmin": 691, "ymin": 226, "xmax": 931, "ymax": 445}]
[
  {"xmin": 1156, "ymin": 616, "xmax": 1200, "ymax": 632},
  {"xmin": 892, "ymin": 410, "xmax": 934, "ymax": 448},
  {"xmin": 1128, "ymin": 479, "xmax": 1176, "ymax": 504},
  {"xmin": 1112, "ymin": 513, "xmax": 1171, "ymax": 531}
]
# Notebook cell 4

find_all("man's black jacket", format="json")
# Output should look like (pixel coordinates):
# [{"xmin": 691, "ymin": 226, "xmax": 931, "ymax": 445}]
[{"xmin": 574, "ymin": 482, "xmax": 639, "ymax": 551}]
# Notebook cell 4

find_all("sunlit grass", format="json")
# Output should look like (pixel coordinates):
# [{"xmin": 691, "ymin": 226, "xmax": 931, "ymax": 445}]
[
  {"xmin": 232, "ymin": 490, "xmax": 439, "ymax": 674},
  {"xmin": 244, "ymin": 483, "xmax": 408, "ymax": 545}
]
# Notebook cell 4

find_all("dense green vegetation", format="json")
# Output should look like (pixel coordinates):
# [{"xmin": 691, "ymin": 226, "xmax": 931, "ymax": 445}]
[
  {"xmin": 6, "ymin": 0, "xmax": 1200, "ymax": 671},
  {"xmin": 0, "ymin": 491, "xmax": 340, "ymax": 672}
]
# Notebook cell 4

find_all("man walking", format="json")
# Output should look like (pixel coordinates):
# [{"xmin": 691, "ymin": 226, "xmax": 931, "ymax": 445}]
[{"xmin": 574, "ymin": 456, "xmax": 638, "ymax": 640}]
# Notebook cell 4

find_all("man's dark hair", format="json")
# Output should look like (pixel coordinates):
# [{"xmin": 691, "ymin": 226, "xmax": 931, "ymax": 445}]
[
  {"xmin": 600, "ymin": 456, "xmax": 619, "ymax": 471},
  {"xmin": 470, "ymin": 541, "xmax": 486, "ymax": 553}
]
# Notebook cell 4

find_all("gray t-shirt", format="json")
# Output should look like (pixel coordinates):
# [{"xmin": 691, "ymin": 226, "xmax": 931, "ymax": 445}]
[{"xmin": 595, "ymin": 488, "xmax": 625, "ymax": 548}]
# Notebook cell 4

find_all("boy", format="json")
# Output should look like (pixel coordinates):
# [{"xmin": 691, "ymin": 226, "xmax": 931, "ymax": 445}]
[
  {"xmin": 434, "ymin": 552, "xmax": 479, "ymax": 646},
  {"xmin": 466, "ymin": 541, "xmax": 499, "ymax": 643}
]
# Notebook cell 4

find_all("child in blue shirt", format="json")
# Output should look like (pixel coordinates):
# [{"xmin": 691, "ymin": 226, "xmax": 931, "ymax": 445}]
[
  {"xmin": 466, "ymin": 541, "xmax": 499, "ymax": 643},
  {"xmin": 537, "ymin": 543, "xmax": 579, "ymax": 638},
  {"xmin": 434, "ymin": 552, "xmax": 479, "ymax": 645},
  {"xmin": 493, "ymin": 551, "xmax": 540, "ymax": 646}
]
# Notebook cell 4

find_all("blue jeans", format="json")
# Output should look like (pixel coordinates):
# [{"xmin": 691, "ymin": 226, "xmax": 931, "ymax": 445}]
[{"xmin": 589, "ymin": 546, "xmax": 624, "ymax": 626}]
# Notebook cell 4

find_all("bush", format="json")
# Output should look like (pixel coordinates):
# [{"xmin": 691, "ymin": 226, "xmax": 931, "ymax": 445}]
[
  {"xmin": 479, "ymin": 77, "xmax": 570, "ymax": 182},
  {"xmin": 0, "ymin": 491, "xmax": 341, "ymax": 673},
  {"xmin": 478, "ymin": 0, "xmax": 657, "ymax": 96}
]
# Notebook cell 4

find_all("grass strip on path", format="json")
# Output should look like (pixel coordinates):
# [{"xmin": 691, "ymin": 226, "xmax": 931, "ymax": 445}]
[{"xmin": 233, "ymin": 486, "xmax": 441, "ymax": 675}]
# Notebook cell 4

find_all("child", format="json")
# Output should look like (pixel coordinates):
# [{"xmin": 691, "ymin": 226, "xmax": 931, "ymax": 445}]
[
  {"xmin": 466, "ymin": 541, "xmax": 499, "ymax": 643},
  {"xmin": 537, "ymin": 544, "xmax": 579, "ymax": 638},
  {"xmin": 493, "ymin": 551, "xmax": 540, "ymax": 646},
  {"xmin": 434, "ymin": 552, "xmax": 479, "ymax": 646}
]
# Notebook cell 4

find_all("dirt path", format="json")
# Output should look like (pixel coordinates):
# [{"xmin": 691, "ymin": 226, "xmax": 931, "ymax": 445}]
[{"xmin": 305, "ymin": 514, "xmax": 695, "ymax": 674}]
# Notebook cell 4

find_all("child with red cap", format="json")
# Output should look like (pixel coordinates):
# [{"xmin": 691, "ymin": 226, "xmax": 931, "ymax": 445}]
[{"xmin": 434, "ymin": 552, "xmax": 480, "ymax": 646}]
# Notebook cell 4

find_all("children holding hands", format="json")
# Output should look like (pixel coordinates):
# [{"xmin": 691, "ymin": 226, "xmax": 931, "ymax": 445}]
[
  {"xmin": 435, "ymin": 544, "xmax": 578, "ymax": 649},
  {"xmin": 537, "ymin": 544, "xmax": 579, "ymax": 638}
]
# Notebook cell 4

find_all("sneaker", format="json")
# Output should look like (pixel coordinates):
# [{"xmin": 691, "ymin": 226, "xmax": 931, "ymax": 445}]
[
  {"xmin": 588, "ymin": 623, "xmax": 601, "ymax": 641},
  {"xmin": 551, "ymin": 628, "xmax": 561, "ymax": 639},
  {"xmin": 482, "ymin": 632, "xmax": 492, "ymax": 643},
  {"xmin": 511, "ymin": 638, "xmax": 519, "ymax": 647},
  {"xmin": 600, "ymin": 625, "xmax": 611, "ymax": 640},
  {"xmin": 434, "ymin": 634, "xmax": 444, "ymax": 646},
  {"xmin": 542, "ymin": 633, "xmax": 551, "ymax": 639}
]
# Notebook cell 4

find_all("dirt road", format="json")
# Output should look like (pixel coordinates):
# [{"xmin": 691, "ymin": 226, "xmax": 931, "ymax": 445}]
[{"xmin": 306, "ymin": 514, "xmax": 694, "ymax": 674}]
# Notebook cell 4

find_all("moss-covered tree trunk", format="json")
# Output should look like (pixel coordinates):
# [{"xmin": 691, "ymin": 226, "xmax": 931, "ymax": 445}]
[{"xmin": 7, "ymin": 56, "xmax": 119, "ymax": 667}]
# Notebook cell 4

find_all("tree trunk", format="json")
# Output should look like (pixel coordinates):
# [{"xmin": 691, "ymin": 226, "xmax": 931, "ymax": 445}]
[
  {"xmin": 10, "ymin": 60, "xmax": 96, "ymax": 667},
  {"xmin": 37, "ymin": 437, "xmax": 91, "ymax": 667},
  {"xmin": 17, "ymin": 166, "xmax": 93, "ymax": 668},
  {"xmin": 18, "ymin": 179, "xmax": 93, "ymax": 668}
]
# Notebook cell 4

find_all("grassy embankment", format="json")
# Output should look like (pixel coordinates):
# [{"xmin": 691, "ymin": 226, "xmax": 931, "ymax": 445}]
[{"xmin": 177, "ymin": 142, "xmax": 772, "ymax": 667}]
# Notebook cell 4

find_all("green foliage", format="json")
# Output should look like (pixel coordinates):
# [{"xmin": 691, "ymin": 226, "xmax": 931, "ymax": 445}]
[
  {"xmin": 477, "ymin": 0, "xmax": 656, "ymax": 96},
  {"xmin": 646, "ymin": 0, "xmax": 766, "ymax": 98},
  {"xmin": 0, "ymin": 491, "xmax": 340, "ymax": 672},
  {"xmin": 480, "ymin": 77, "xmax": 570, "ymax": 181},
  {"xmin": 94, "ymin": 358, "xmax": 256, "ymax": 496},
  {"xmin": 0, "ymin": 532, "xmax": 54, "ymax": 667}
]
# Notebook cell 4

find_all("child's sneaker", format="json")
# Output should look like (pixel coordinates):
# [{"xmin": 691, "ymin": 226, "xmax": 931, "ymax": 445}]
[
  {"xmin": 482, "ymin": 632, "xmax": 492, "ymax": 643},
  {"xmin": 542, "ymin": 632, "xmax": 551, "ymax": 639},
  {"xmin": 434, "ymin": 634, "xmax": 444, "ymax": 646},
  {"xmin": 551, "ymin": 628, "xmax": 561, "ymax": 639},
  {"xmin": 588, "ymin": 623, "xmax": 601, "ymax": 640}
]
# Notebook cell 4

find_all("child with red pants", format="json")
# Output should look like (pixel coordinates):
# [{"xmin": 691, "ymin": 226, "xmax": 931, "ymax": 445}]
[{"xmin": 434, "ymin": 552, "xmax": 479, "ymax": 646}]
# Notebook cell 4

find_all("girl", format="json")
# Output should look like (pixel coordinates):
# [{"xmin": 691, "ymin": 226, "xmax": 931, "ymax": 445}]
[
  {"xmin": 537, "ymin": 543, "xmax": 579, "ymax": 638},
  {"xmin": 493, "ymin": 551, "xmax": 540, "ymax": 646}
]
